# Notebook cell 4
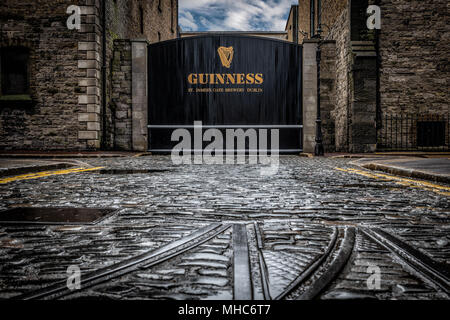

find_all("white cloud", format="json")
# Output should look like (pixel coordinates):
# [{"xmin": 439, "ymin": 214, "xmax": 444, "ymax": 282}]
[
  {"xmin": 179, "ymin": 0, "xmax": 297, "ymax": 31},
  {"xmin": 179, "ymin": 11, "xmax": 198, "ymax": 31},
  {"xmin": 199, "ymin": 17, "xmax": 222, "ymax": 31}
]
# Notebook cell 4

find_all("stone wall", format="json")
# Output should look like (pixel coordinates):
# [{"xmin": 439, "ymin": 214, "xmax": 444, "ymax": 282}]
[
  {"xmin": 298, "ymin": 0, "xmax": 351, "ymax": 152},
  {"xmin": 0, "ymin": 0, "xmax": 178, "ymax": 151},
  {"xmin": 298, "ymin": 0, "xmax": 311, "ymax": 43},
  {"xmin": 350, "ymin": 55, "xmax": 377, "ymax": 153},
  {"xmin": 111, "ymin": 40, "xmax": 132, "ymax": 150},
  {"xmin": 326, "ymin": 6, "xmax": 351, "ymax": 151},
  {"xmin": 77, "ymin": 1, "xmax": 102, "ymax": 150},
  {"xmin": 298, "ymin": 0, "xmax": 347, "ymax": 41},
  {"xmin": 104, "ymin": 0, "xmax": 177, "ymax": 149},
  {"xmin": 325, "ymin": 1, "xmax": 377, "ymax": 153},
  {"xmin": 299, "ymin": 0, "xmax": 449, "ymax": 152},
  {"xmin": 285, "ymin": 6, "xmax": 297, "ymax": 43},
  {"xmin": 302, "ymin": 41, "xmax": 318, "ymax": 153},
  {"xmin": 106, "ymin": 0, "xmax": 177, "ymax": 44},
  {"xmin": 320, "ymin": 41, "xmax": 337, "ymax": 152},
  {"xmin": 321, "ymin": 0, "xmax": 348, "ymax": 39},
  {"xmin": 0, "ymin": 0, "xmax": 87, "ymax": 150},
  {"xmin": 378, "ymin": 0, "xmax": 449, "ymax": 116}
]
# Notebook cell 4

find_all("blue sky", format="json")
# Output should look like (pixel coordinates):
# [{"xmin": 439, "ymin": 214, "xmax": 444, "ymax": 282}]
[{"xmin": 179, "ymin": 0, "xmax": 298, "ymax": 32}]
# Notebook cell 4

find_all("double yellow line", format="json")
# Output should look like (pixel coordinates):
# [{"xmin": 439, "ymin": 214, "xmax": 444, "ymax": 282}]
[
  {"xmin": 336, "ymin": 167, "xmax": 450, "ymax": 196},
  {"xmin": 0, "ymin": 167, "xmax": 104, "ymax": 184}
]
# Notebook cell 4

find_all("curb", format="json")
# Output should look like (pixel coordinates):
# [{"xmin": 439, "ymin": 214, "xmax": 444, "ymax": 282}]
[
  {"xmin": 360, "ymin": 163, "xmax": 450, "ymax": 184},
  {"xmin": 0, "ymin": 154, "xmax": 134, "ymax": 159}
]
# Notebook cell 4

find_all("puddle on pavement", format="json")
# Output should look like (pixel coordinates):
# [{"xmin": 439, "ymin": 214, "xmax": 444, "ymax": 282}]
[
  {"xmin": 0, "ymin": 207, "xmax": 117, "ymax": 225},
  {"xmin": 92, "ymin": 169, "xmax": 172, "ymax": 174}
]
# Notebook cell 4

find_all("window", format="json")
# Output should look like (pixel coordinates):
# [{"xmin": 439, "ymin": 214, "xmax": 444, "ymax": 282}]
[
  {"xmin": 1, "ymin": 47, "xmax": 29, "ymax": 95},
  {"xmin": 417, "ymin": 121, "xmax": 446, "ymax": 147},
  {"xmin": 158, "ymin": 32, "xmax": 161, "ymax": 42},
  {"xmin": 158, "ymin": 0, "xmax": 162, "ymax": 13}
]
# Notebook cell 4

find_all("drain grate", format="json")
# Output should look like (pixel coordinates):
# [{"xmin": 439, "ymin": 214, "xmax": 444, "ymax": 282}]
[
  {"xmin": 93, "ymin": 169, "xmax": 171, "ymax": 174},
  {"xmin": 0, "ymin": 207, "xmax": 117, "ymax": 225}
]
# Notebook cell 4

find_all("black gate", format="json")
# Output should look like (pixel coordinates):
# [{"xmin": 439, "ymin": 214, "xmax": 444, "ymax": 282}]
[{"xmin": 148, "ymin": 35, "xmax": 303, "ymax": 153}]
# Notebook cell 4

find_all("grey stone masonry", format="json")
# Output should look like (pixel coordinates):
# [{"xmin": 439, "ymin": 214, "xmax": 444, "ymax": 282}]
[
  {"xmin": 77, "ymin": 1, "xmax": 102, "ymax": 150},
  {"xmin": 112, "ymin": 40, "xmax": 132, "ymax": 150},
  {"xmin": 319, "ymin": 41, "xmax": 337, "ymax": 152},
  {"xmin": 0, "ymin": 0, "xmax": 178, "ymax": 151},
  {"xmin": 302, "ymin": 40, "xmax": 337, "ymax": 153},
  {"xmin": 378, "ymin": 0, "xmax": 449, "ymax": 116},
  {"xmin": 302, "ymin": 41, "xmax": 317, "ymax": 153},
  {"xmin": 131, "ymin": 40, "xmax": 149, "ymax": 151}
]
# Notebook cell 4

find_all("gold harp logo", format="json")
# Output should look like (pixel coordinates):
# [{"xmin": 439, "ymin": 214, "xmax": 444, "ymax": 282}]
[{"xmin": 217, "ymin": 46, "xmax": 234, "ymax": 68}]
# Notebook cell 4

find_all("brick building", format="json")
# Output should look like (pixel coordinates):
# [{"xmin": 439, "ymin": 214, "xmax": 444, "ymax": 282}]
[
  {"xmin": 287, "ymin": 0, "xmax": 449, "ymax": 152},
  {"xmin": 0, "ymin": 0, "xmax": 178, "ymax": 151}
]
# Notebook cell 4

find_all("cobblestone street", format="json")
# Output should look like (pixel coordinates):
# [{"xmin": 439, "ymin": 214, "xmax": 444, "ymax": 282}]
[{"xmin": 0, "ymin": 156, "xmax": 449, "ymax": 300}]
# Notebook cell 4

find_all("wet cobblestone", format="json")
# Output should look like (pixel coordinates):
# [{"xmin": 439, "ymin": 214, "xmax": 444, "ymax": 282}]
[{"xmin": 0, "ymin": 156, "xmax": 448, "ymax": 299}]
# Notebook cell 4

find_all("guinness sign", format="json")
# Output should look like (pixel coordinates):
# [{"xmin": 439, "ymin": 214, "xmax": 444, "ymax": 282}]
[
  {"xmin": 187, "ymin": 45, "xmax": 264, "ymax": 89},
  {"xmin": 187, "ymin": 73, "xmax": 263, "ymax": 85}
]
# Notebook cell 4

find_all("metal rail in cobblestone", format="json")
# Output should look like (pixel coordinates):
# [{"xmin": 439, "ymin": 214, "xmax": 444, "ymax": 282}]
[
  {"xmin": 361, "ymin": 228, "xmax": 450, "ymax": 295},
  {"xmin": 297, "ymin": 227, "xmax": 356, "ymax": 300},
  {"xmin": 18, "ymin": 222, "xmax": 231, "ymax": 300},
  {"xmin": 254, "ymin": 222, "xmax": 271, "ymax": 300},
  {"xmin": 275, "ymin": 227, "xmax": 339, "ymax": 300},
  {"xmin": 233, "ymin": 224, "xmax": 253, "ymax": 300}
]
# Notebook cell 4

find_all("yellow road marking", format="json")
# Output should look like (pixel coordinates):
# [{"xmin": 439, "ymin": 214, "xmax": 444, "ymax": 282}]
[
  {"xmin": 335, "ymin": 167, "xmax": 450, "ymax": 196},
  {"xmin": 0, "ymin": 167, "xmax": 104, "ymax": 184}
]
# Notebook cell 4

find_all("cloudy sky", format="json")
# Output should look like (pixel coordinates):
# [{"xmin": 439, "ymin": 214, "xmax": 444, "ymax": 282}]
[{"xmin": 179, "ymin": 0, "xmax": 298, "ymax": 32}]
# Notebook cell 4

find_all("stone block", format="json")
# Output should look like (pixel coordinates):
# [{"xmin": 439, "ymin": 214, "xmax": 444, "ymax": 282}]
[
  {"xmin": 87, "ymin": 104, "xmax": 101, "ymax": 113},
  {"xmin": 78, "ymin": 60, "xmax": 98, "ymax": 69},
  {"xmin": 78, "ymin": 95, "xmax": 97, "ymax": 104},
  {"xmin": 79, "ymin": 78, "xmax": 97, "ymax": 87},
  {"xmin": 87, "ymin": 121, "xmax": 101, "ymax": 131},
  {"xmin": 78, "ymin": 42, "xmax": 96, "ymax": 51},
  {"xmin": 78, "ymin": 131, "xmax": 99, "ymax": 140}
]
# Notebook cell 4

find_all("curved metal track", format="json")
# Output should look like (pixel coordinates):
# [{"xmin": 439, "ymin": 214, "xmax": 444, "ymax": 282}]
[
  {"xmin": 274, "ymin": 227, "xmax": 339, "ymax": 300},
  {"xmin": 252, "ymin": 225, "xmax": 354, "ymax": 301},
  {"xmin": 15, "ymin": 223, "xmax": 448, "ymax": 300},
  {"xmin": 361, "ymin": 227, "xmax": 450, "ymax": 295},
  {"xmin": 18, "ymin": 222, "xmax": 231, "ymax": 300},
  {"xmin": 297, "ymin": 227, "xmax": 355, "ymax": 300}
]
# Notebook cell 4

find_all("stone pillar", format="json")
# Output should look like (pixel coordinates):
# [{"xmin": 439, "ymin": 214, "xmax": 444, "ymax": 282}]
[
  {"xmin": 112, "ymin": 40, "xmax": 132, "ymax": 151},
  {"xmin": 320, "ymin": 41, "xmax": 337, "ymax": 152},
  {"xmin": 77, "ymin": 3, "xmax": 101, "ymax": 150},
  {"xmin": 131, "ymin": 39, "xmax": 149, "ymax": 151},
  {"xmin": 302, "ymin": 41, "xmax": 318, "ymax": 153}
]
